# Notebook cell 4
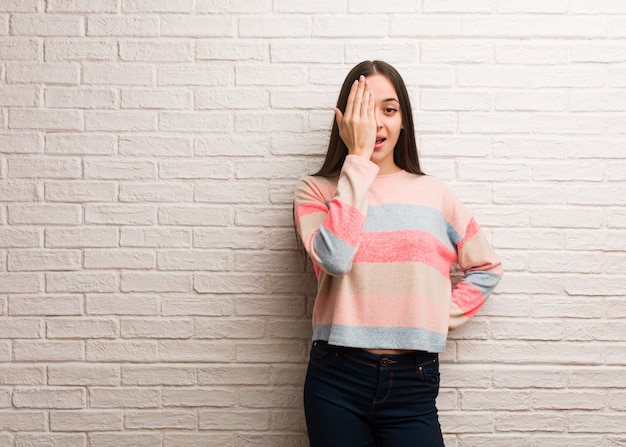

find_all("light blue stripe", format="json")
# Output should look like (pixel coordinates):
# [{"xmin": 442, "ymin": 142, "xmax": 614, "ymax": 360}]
[
  {"xmin": 313, "ymin": 225, "xmax": 357, "ymax": 276},
  {"xmin": 463, "ymin": 270, "xmax": 501, "ymax": 298},
  {"xmin": 364, "ymin": 204, "xmax": 460, "ymax": 251},
  {"xmin": 313, "ymin": 324, "xmax": 447, "ymax": 353}
]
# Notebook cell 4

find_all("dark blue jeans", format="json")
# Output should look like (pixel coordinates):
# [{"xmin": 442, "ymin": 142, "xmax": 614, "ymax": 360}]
[{"xmin": 304, "ymin": 341, "xmax": 444, "ymax": 447}]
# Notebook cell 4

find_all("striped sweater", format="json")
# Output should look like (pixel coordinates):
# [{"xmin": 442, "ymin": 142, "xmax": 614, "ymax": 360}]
[{"xmin": 294, "ymin": 155, "xmax": 503, "ymax": 353}]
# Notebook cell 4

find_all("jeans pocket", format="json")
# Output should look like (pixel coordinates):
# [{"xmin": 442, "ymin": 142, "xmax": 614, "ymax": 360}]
[
  {"xmin": 416, "ymin": 355, "xmax": 440, "ymax": 388},
  {"xmin": 308, "ymin": 341, "xmax": 340, "ymax": 367}
]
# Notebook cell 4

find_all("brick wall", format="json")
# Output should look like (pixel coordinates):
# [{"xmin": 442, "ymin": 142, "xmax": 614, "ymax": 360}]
[{"xmin": 1, "ymin": 1, "xmax": 625, "ymax": 446}]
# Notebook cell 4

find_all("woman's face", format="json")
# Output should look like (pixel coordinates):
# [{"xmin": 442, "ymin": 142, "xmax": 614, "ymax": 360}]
[{"xmin": 366, "ymin": 73, "xmax": 403, "ymax": 174}]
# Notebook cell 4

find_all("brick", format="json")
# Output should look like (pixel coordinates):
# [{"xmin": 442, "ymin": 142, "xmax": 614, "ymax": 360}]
[
  {"xmin": 195, "ymin": 318, "xmax": 265, "ymax": 339},
  {"xmin": 45, "ymin": 38, "xmax": 117, "ymax": 61},
  {"xmin": 86, "ymin": 294, "xmax": 160, "ymax": 316},
  {"xmin": 85, "ymin": 110, "xmax": 157, "ymax": 132},
  {"xmin": 198, "ymin": 365, "xmax": 271, "ymax": 386},
  {"xmin": 46, "ymin": 0, "xmax": 118, "ymax": 13},
  {"xmin": 84, "ymin": 249, "xmax": 156, "ymax": 270},
  {"xmin": 159, "ymin": 111, "xmax": 231, "ymax": 132},
  {"xmin": 197, "ymin": 0, "xmax": 271, "ymax": 13},
  {"xmin": 8, "ymin": 249, "xmax": 81, "ymax": 271},
  {"xmin": 196, "ymin": 87, "xmax": 268, "ymax": 110},
  {"xmin": 50, "ymin": 410, "xmax": 123, "ymax": 431},
  {"xmin": 86, "ymin": 341, "xmax": 158, "ymax": 362},
  {"xmin": 160, "ymin": 15, "xmax": 235, "ymax": 37},
  {"xmin": 123, "ymin": 0, "xmax": 195, "ymax": 13},
  {"xmin": 48, "ymin": 364, "xmax": 120, "ymax": 386},
  {"xmin": 0, "ymin": 86, "xmax": 38, "ymax": 106},
  {"xmin": 47, "ymin": 317, "xmax": 118, "ymax": 339},
  {"xmin": 125, "ymin": 410, "xmax": 197, "ymax": 429},
  {"xmin": 14, "ymin": 433, "xmax": 86, "ymax": 447},
  {"xmin": 120, "ymin": 228, "xmax": 191, "ymax": 248},
  {"xmin": 157, "ymin": 250, "xmax": 230, "ymax": 271},
  {"xmin": 158, "ymin": 64, "xmax": 234, "ymax": 87},
  {"xmin": 158, "ymin": 340, "xmax": 233, "ymax": 362},
  {"xmin": 45, "ymin": 87, "xmax": 117, "ymax": 109},
  {"xmin": 158, "ymin": 205, "xmax": 232, "ymax": 226},
  {"xmin": 46, "ymin": 134, "xmax": 115, "ymax": 155},
  {"xmin": 87, "ymin": 15, "xmax": 159, "ymax": 37},
  {"xmin": 85, "ymin": 204, "xmax": 156, "ymax": 225},
  {"xmin": 240, "ymin": 16, "xmax": 310, "ymax": 38},
  {"xmin": 0, "ymin": 228, "xmax": 41, "ymax": 248},
  {"xmin": 0, "ymin": 38, "xmax": 40, "ymax": 60},
  {"xmin": 162, "ymin": 387, "xmax": 236, "ymax": 407},
  {"xmin": 13, "ymin": 340, "xmax": 84, "ymax": 361},
  {"xmin": 0, "ymin": 133, "xmax": 42, "ymax": 154},
  {"xmin": 9, "ymin": 156, "xmax": 81, "ymax": 179},
  {"xmin": 45, "ymin": 227, "xmax": 119, "ymax": 248},
  {"xmin": 122, "ymin": 365, "xmax": 196, "ymax": 386},
  {"xmin": 0, "ymin": 411, "xmax": 46, "ymax": 431},
  {"xmin": 45, "ymin": 181, "xmax": 117, "ymax": 202},
  {"xmin": 121, "ymin": 318, "xmax": 193, "ymax": 338},
  {"xmin": 0, "ymin": 365, "xmax": 45, "ymax": 385},
  {"xmin": 90, "ymin": 387, "xmax": 160, "ymax": 408},
  {"xmin": 83, "ymin": 63, "xmax": 154, "ymax": 86},
  {"xmin": 46, "ymin": 272, "xmax": 117, "ymax": 293},
  {"xmin": 121, "ymin": 272, "xmax": 192, "ymax": 293},
  {"xmin": 120, "ymin": 182, "xmax": 193, "ymax": 202},
  {"xmin": 121, "ymin": 88, "xmax": 192, "ymax": 109},
  {"xmin": 119, "ymin": 136, "xmax": 192, "ymax": 157},
  {"xmin": 13, "ymin": 387, "xmax": 85, "ymax": 409},
  {"xmin": 11, "ymin": 14, "xmax": 84, "ymax": 36},
  {"xmin": 163, "ymin": 433, "xmax": 234, "ymax": 447},
  {"xmin": 9, "ymin": 294, "xmax": 82, "ymax": 316},
  {"xmin": 10, "ymin": 109, "xmax": 82, "ymax": 131},
  {"xmin": 195, "ymin": 39, "xmax": 265, "ymax": 61},
  {"xmin": 199, "ymin": 410, "xmax": 270, "ymax": 431},
  {"xmin": 0, "ymin": 273, "xmax": 41, "ymax": 293},
  {"xmin": 162, "ymin": 296, "xmax": 233, "ymax": 316},
  {"xmin": 89, "ymin": 432, "xmax": 162, "ymax": 447},
  {"xmin": 0, "ymin": 0, "xmax": 39, "ymax": 12}
]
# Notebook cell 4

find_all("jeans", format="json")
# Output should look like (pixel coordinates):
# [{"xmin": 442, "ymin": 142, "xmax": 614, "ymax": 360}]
[{"xmin": 304, "ymin": 341, "xmax": 445, "ymax": 447}]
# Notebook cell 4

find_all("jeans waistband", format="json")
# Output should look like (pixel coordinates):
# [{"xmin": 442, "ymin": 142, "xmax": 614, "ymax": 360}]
[{"xmin": 315, "ymin": 340, "xmax": 438, "ymax": 369}]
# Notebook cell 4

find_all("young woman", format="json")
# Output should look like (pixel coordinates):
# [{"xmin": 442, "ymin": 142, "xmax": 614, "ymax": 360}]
[{"xmin": 293, "ymin": 60, "xmax": 503, "ymax": 446}]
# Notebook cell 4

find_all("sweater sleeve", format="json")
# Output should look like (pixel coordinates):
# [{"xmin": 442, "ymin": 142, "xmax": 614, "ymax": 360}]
[
  {"xmin": 293, "ymin": 155, "xmax": 379, "ymax": 277},
  {"xmin": 445, "ymin": 192, "xmax": 504, "ymax": 330}
]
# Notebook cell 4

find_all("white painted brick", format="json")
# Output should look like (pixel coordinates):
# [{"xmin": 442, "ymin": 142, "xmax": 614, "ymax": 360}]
[
  {"xmin": 45, "ymin": 87, "xmax": 117, "ymax": 109},
  {"xmin": 197, "ymin": 0, "xmax": 271, "ymax": 13},
  {"xmin": 158, "ymin": 340, "xmax": 233, "ymax": 362},
  {"xmin": 422, "ymin": 41, "xmax": 494, "ymax": 64},
  {"xmin": 158, "ymin": 205, "xmax": 231, "ymax": 227},
  {"xmin": 13, "ymin": 340, "xmax": 84, "ymax": 361},
  {"xmin": 119, "ymin": 136, "xmax": 192, "ymax": 157},
  {"xmin": 497, "ymin": 0, "xmax": 568, "ymax": 13},
  {"xmin": 125, "ymin": 409, "xmax": 196, "ymax": 429},
  {"xmin": 270, "ymin": 40, "xmax": 344, "ymax": 63},
  {"xmin": 85, "ymin": 204, "xmax": 155, "ymax": 225},
  {"xmin": 47, "ymin": 0, "xmax": 118, "ymax": 13},
  {"xmin": 0, "ymin": 317, "xmax": 41, "ymax": 338},
  {"xmin": 463, "ymin": 16, "xmax": 607, "ymax": 38},
  {"xmin": 10, "ymin": 109, "xmax": 83, "ymax": 131},
  {"xmin": 121, "ymin": 318, "xmax": 193, "ymax": 338},
  {"xmin": 85, "ymin": 111, "xmax": 157, "ymax": 132},
  {"xmin": 8, "ymin": 249, "xmax": 81, "ymax": 271},
  {"xmin": 163, "ymin": 387, "xmax": 235, "ymax": 408},
  {"xmin": 159, "ymin": 159, "xmax": 233, "ymax": 180},
  {"xmin": 10, "ymin": 14, "xmax": 84, "ymax": 36},
  {"xmin": 199, "ymin": 409, "xmax": 269, "ymax": 431},
  {"xmin": 159, "ymin": 112, "xmax": 231, "ymax": 132},
  {"xmin": 421, "ymin": 89, "xmax": 492, "ymax": 111},
  {"xmin": 158, "ymin": 63, "xmax": 233, "ymax": 87},
  {"xmin": 496, "ymin": 91, "xmax": 567, "ymax": 111},
  {"xmin": 236, "ymin": 65, "xmax": 307, "ymax": 86},
  {"xmin": 424, "ymin": 0, "xmax": 494, "ymax": 13},
  {"xmin": 122, "ymin": 365, "xmax": 197, "ymax": 386},
  {"xmin": 45, "ymin": 227, "xmax": 119, "ymax": 248},
  {"xmin": 160, "ymin": 15, "xmax": 235, "ymax": 37},
  {"xmin": 459, "ymin": 66, "xmax": 531, "ymax": 87},
  {"xmin": 9, "ymin": 156, "xmax": 81, "ymax": 179},
  {"xmin": 120, "ymin": 228, "xmax": 191, "ymax": 248},
  {"xmin": 240, "ymin": 15, "xmax": 310, "ymax": 38},
  {"xmin": 46, "ymin": 272, "xmax": 117, "ymax": 293},
  {"xmin": 9, "ymin": 295, "xmax": 82, "ymax": 316},
  {"xmin": 533, "ymin": 66, "xmax": 609, "ymax": 88},
  {"xmin": 46, "ymin": 134, "xmax": 115, "ymax": 155},
  {"xmin": 86, "ymin": 340, "xmax": 158, "ymax": 362},
  {"xmin": 345, "ymin": 41, "xmax": 421, "ymax": 65},
  {"xmin": 121, "ymin": 88, "xmax": 192, "ymax": 109},
  {"xmin": 195, "ymin": 39, "xmax": 266, "ymax": 61},
  {"xmin": 0, "ymin": 180, "xmax": 38, "ymax": 201},
  {"xmin": 50, "ymin": 410, "xmax": 123, "ymax": 431},
  {"xmin": 196, "ymin": 87, "xmax": 268, "ymax": 110},
  {"xmin": 120, "ymin": 40, "xmax": 192, "ymax": 62},
  {"xmin": 0, "ymin": 133, "xmax": 42, "ymax": 154},
  {"xmin": 86, "ymin": 293, "xmax": 160, "ymax": 316},
  {"xmin": 89, "ymin": 432, "xmax": 162, "ymax": 447},
  {"xmin": 121, "ymin": 272, "xmax": 192, "ymax": 293},
  {"xmin": 8, "ymin": 204, "xmax": 82, "ymax": 225},
  {"xmin": 570, "ymin": 0, "xmax": 626, "ymax": 14},
  {"xmin": 84, "ymin": 249, "xmax": 156, "ymax": 270},
  {"xmin": 312, "ymin": 15, "xmax": 387, "ymax": 38},
  {"xmin": 273, "ymin": 0, "xmax": 345, "ymax": 13},
  {"xmin": 0, "ymin": 86, "xmax": 38, "ymax": 107},
  {"xmin": 83, "ymin": 63, "xmax": 154, "ymax": 86},
  {"xmin": 0, "ymin": 38, "xmax": 40, "ymax": 60},
  {"xmin": 13, "ymin": 387, "xmax": 85, "ymax": 409},
  {"xmin": 390, "ymin": 15, "xmax": 461, "ymax": 37},
  {"xmin": 45, "ymin": 181, "xmax": 116, "ymax": 202},
  {"xmin": 87, "ymin": 15, "xmax": 159, "ymax": 37},
  {"xmin": 90, "ymin": 387, "xmax": 160, "ymax": 408},
  {"xmin": 84, "ymin": 160, "xmax": 155, "ymax": 180},
  {"xmin": 0, "ymin": 411, "xmax": 46, "ymax": 431},
  {"xmin": 119, "ymin": 183, "xmax": 193, "ymax": 202},
  {"xmin": 0, "ymin": 0, "xmax": 40, "ymax": 13},
  {"xmin": 44, "ymin": 38, "xmax": 117, "ymax": 62},
  {"xmin": 195, "ymin": 181, "xmax": 267, "ymax": 203},
  {"xmin": 157, "ymin": 250, "xmax": 231, "ymax": 271}
]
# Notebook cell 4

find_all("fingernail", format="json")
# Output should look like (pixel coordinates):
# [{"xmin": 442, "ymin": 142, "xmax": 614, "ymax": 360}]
[{"xmin": 359, "ymin": 75, "xmax": 364, "ymax": 81}]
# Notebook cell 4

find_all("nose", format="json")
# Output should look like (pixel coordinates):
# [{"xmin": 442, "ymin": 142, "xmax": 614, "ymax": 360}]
[{"xmin": 374, "ymin": 110, "xmax": 383, "ymax": 128}]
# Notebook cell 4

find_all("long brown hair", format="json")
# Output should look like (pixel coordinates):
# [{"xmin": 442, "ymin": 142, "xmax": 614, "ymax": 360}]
[{"xmin": 313, "ymin": 60, "xmax": 424, "ymax": 177}]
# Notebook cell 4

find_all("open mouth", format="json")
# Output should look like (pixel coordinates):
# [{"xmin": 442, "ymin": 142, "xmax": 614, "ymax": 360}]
[{"xmin": 374, "ymin": 137, "xmax": 386, "ymax": 148}]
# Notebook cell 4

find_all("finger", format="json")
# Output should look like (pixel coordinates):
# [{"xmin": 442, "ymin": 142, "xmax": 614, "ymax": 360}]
[
  {"xmin": 360, "ymin": 80, "xmax": 371, "ymax": 116},
  {"xmin": 367, "ymin": 89, "xmax": 375, "ymax": 123},
  {"xmin": 352, "ymin": 76, "xmax": 366, "ymax": 119},
  {"xmin": 343, "ymin": 79, "xmax": 359, "ymax": 121},
  {"xmin": 334, "ymin": 107, "xmax": 343, "ymax": 129}
]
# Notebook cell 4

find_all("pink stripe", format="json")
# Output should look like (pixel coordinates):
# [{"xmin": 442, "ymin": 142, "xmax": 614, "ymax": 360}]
[
  {"xmin": 321, "ymin": 199, "xmax": 365, "ymax": 247},
  {"xmin": 458, "ymin": 217, "xmax": 480, "ymax": 250},
  {"xmin": 313, "ymin": 292, "xmax": 449, "ymax": 333},
  {"xmin": 451, "ymin": 282, "xmax": 486, "ymax": 318},
  {"xmin": 295, "ymin": 202, "xmax": 327, "ymax": 219},
  {"xmin": 353, "ymin": 230, "xmax": 456, "ymax": 276}
]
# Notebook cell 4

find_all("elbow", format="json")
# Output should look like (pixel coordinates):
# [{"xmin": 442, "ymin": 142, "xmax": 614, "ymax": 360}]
[{"xmin": 320, "ymin": 258, "xmax": 353, "ymax": 277}]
